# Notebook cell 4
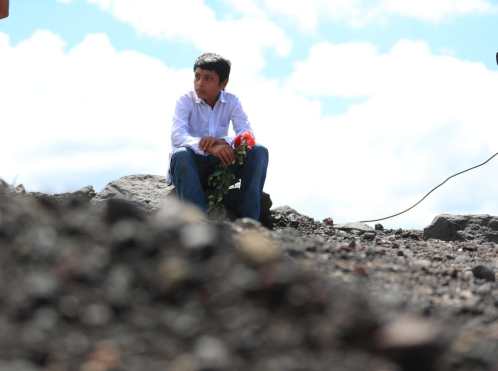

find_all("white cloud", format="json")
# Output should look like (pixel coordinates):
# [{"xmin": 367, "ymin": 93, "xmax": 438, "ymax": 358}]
[
  {"xmin": 279, "ymin": 39, "xmax": 498, "ymax": 227},
  {"xmin": 230, "ymin": 0, "xmax": 498, "ymax": 31},
  {"xmin": 380, "ymin": 0, "xmax": 496, "ymax": 22},
  {"xmin": 84, "ymin": 0, "xmax": 291, "ymax": 73},
  {"xmin": 0, "ymin": 30, "xmax": 191, "ymax": 191}
]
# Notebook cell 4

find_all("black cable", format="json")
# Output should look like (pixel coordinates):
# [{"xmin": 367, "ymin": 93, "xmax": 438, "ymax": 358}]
[{"xmin": 359, "ymin": 152, "xmax": 498, "ymax": 224}]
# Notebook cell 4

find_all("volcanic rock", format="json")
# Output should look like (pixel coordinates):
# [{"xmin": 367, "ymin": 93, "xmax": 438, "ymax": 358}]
[
  {"xmin": 2, "ymin": 177, "xmax": 498, "ymax": 370},
  {"xmin": 92, "ymin": 174, "xmax": 273, "ymax": 228},
  {"xmin": 423, "ymin": 214, "xmax": 498, "ymax": 242},
  {"xmin": 0, "ymin": 190, "xmax": 400, "ymax": 371}
]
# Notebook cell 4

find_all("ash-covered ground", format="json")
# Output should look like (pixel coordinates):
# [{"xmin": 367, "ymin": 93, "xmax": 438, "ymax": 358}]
[{"xmin": 1, "ymin": 179, "xmax": 498, "ymax": 371}]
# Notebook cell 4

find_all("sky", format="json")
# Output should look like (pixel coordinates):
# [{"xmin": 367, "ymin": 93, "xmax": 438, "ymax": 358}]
[{"xmin": 1, "ymin": 0, "xmax": 497, "ymax": 229}]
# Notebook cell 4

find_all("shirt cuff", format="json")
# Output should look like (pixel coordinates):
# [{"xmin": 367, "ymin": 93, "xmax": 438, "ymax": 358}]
[{"xmin": 222, "ymin": 136, "xmax": 234, "ymax": 146}]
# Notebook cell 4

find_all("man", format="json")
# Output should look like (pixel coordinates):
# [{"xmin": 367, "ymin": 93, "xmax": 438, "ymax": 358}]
[{"xmin": 168, "ymin": 53, "xmax": 269, "ymax": 221}]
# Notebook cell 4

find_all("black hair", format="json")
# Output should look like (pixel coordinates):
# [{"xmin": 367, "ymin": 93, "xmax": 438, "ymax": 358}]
[{"xmin": 193, "ymin": 53, "xmax": 231, "ymax": 84}]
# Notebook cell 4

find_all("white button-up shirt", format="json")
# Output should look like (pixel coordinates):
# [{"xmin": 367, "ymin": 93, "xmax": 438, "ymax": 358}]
[{"xmin": 167, "ymin": 90, "xmax": 254, "ymax": 182}]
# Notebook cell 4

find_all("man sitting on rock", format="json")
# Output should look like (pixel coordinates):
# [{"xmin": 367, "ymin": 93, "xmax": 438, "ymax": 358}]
[{"xmin": 167, "ymin": 53, "xmax": 269, "ymax": 221}]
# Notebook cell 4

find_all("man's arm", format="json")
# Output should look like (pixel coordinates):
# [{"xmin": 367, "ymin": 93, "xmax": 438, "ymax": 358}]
[
  {"xmin": 171, "ymin": 95, "xmax": 203, "ymax": 153},
  {"xmin": 228, "ymin": 96, "xmax": 254, "ymax": 143},
  {"xmin": 0, "ymin": 0, "xmax": 9, "ymax": 19}
]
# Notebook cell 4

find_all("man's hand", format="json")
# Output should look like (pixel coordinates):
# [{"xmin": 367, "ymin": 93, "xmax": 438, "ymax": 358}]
[
  {"xmin": 207, "ymin": 142, "xmax": 235, "ymax": 167},
  {"xmin": 199, "ymin": 136, "xmax": 219, "ymax": 153}
]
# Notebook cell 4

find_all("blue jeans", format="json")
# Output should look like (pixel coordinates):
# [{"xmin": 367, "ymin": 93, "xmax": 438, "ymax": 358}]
[{"xmin": 170, "ymin": 145, "xmax": 269, "ymax": 220}]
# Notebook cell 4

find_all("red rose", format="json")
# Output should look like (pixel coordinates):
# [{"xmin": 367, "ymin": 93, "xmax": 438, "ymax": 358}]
[{"xmin": 234, "ymin": 131, "xmax": 256, "ymax": 150}]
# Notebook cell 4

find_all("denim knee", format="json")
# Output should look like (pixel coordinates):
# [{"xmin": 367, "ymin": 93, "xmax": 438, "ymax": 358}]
[
  {"xmin": 171, "ymin": 148, "xmax": 196, "ymax": 177},
  {"xmin": 248, "ymin": 144, "xmax": 269, "ymax": 163}
]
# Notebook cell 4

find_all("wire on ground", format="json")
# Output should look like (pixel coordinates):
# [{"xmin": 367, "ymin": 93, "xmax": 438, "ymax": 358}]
[{"xmin": 359, "ymin": 152, "xmax": 498, "ymax": 224}]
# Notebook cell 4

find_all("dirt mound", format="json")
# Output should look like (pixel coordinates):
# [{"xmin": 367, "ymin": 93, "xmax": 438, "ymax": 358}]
[{"xmin": 2, "ymin": 184, "xmax": 497, "ymax": 371}]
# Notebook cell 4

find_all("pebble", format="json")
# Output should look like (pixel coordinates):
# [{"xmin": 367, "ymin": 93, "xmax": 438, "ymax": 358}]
[
  {"xmin": 472, "ymin": 265, "xmax": 496, "ymax": 282},
  {"xmin": 376, "ymin": 315, "xmax": 444, "ymax": 369},
  {"xmin": 194, "ymin": 336, "xmax": 230, "ymax": 368},
  {"xmin": 158, "ymin": 257, "xmax": 192, "ymax": 291},
  {"xmin": 462, "ymin": 270, "xmax": 474, "ymax": 282},
  {"xmin": 362, "ymin": 232, "xmax": 376, "ymax": 241},
  {"xmin": 81, "ymin": 303, "xmax": 113, "ymax": 327},
  {"xmin": 180, "ymin": 223, "xmax": 217, "ymax": 250},
  {"xmin": 26, "ymin": 272, "xmax": 59, "ymax": 301},
  {"xmin": 475, "ymin": 283, "xmax": 492, "ymax": 295},
  {"xmin": 413, "ymin": 259, "xmax": 431, "ymax": 269},
  {"xmin": 236, "ymin": 230, "xmax": 281, "ymax": 264}
]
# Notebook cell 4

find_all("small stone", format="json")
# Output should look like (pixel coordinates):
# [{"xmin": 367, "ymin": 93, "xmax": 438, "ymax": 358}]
[
  {"xmin": 376, "ymin": 315, "xmax": 445, "ymax": 370},
  {"xmin": 353, "ymin": 265, "xmax": 368, "ymax": 277},
  {"xmin": 15, "ymin": 184, "xmax": 26, "ymax": 193},
  {"xmin": 63, "ymin": 332, "xmax": 91, "ymax": 357},
  {"xmin": 236, "ymin": 230, "xmax": 281, "ymax": 265},
  {"xmin": 26, "ymin": 272, "xmax": 59, "ymax": 301},
  {"xmin": 106, "ymin": 265, "xmax": 134, "ymax": 306},
  {"xmin": 472, "ymin": 265, "xmax": 496, "ymax": 282},
  {"xmin": 59, "ymin": 295, "xmax": 81, "ymax": 320},
  {"xmin": 194, "ymin": 336, "xmax": 229, "ymax": 369},
  {"xmin": 81, "ymin": 303, "xmax": 113, "ymax": 327},
  {"xmin": 462, "ymin": 244, "xmax": 478, "ymax": 252},
  {"xmin": 363, "ymin": 232, "xmax": 376, "ymax": 241},
  {"xmin": 84, "ymin": 341, "xmax": 121, "ymax": 371},
  {"xmin": 323, "ymin": 217, "xmax": 334, "ymax": 226},
  {"xmin": 462, "ymin": 270, "xmax": 474, "ymax": 281},
  {"xmin": 154, "ymin": 197, "xmax": 206, "ymax": 227},
  {"xmin": 476, "ymin": 283, "xmax": 492, "ymax": 295},
  {"xmin": 169, "ymin": 354, "xmax": 199, "ymax": 371},
  {"xmin": 32, "ymin": 308, "xmax": 58, "ymax": 332},
  {"xmin": 180, "ymin": 223, "xmax": 217, "ymax": 250},
  {"xmin": 336, "ymin": 222, "xmax": 373, "ymax": 233},
  {"xmin": 413, "ymin": 259, "xmax": 431, "ymax": 270},
  {"xmin": 375, "ymin": 223, "xmax": 384, "ymax": 231},
  {"xmin": 158, "ymin": 257, "xmax": 192, "ymax": 291}
]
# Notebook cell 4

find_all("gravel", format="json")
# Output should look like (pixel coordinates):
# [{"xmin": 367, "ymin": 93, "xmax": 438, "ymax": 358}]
[{"xmin": 1, "ymin": 185, "xmax": 498, "ymax": 371}]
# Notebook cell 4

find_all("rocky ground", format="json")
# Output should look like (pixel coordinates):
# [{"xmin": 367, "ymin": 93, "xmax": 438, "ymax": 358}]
[{"xmin": 1, "ymin": 175, "xmax": 498, "ymax": 371}]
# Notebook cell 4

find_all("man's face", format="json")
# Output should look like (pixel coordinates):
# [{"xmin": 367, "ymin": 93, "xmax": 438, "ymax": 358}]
[{"xmin": 194, "ymin": 67, "xmax": 227, "ymax": 104}]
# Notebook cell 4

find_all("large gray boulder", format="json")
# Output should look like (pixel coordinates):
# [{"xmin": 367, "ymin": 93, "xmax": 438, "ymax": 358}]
[
  {"xmin": 92, "ymin": 174, "xmax": 174, "ymax": 212},
  {"xmin": 31, "ymin": 185, "xmax": 96, "ymax": 205},
  {"xmin": 93, "ymin": 174, "xmax": 273, "ymax": 228},
  {"xmin": 423, "ymin": 214, "xmax": 498, "ymax": 242},
  {"xmin": 0, "ymin": 178, "xmax": 28, "ymax": 195},
  {"xmin": 0, "ymin": 178, "xmax": 10, "ymax": 193}
]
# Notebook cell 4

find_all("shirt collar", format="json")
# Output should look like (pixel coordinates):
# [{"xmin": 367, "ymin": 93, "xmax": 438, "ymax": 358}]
[
  {"xmin": 219, "ymin": 90, "xmax": 227, "ymax": 103},
  {"xmin": 194, "ymin": 90, "xmax": 227, "ymax": 105}
]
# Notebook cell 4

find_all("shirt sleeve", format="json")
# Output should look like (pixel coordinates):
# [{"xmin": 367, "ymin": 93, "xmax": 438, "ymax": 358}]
[
  {"xmin": 171, "ymin": 95, "xmax": 203, "ymax": 154},
  {"xmin": 226, "ymin": 96, "xmax": 254, "ymax": 145}
]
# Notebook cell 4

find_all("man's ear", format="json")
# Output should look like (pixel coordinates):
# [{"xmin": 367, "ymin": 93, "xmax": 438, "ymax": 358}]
[{"xmin": 220, "ymin": 78, "xmax": 228, "ymax": 90}]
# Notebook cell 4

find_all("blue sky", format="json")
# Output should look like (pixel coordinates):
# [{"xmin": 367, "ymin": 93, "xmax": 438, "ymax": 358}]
[{"xmin": 1, "ymin": 0, "xmax": 497, "ymax": 228}]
